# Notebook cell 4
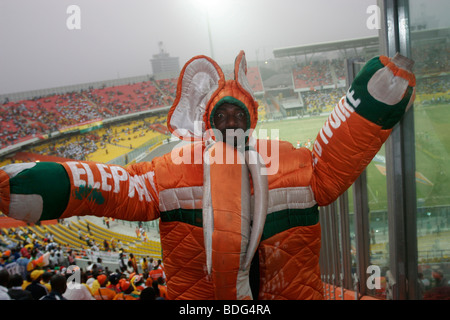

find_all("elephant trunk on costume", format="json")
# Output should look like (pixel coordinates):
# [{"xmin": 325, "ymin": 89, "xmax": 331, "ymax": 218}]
[{"xmin": 203, "ymin": 142, "xmax": 268, "ymax": 299}]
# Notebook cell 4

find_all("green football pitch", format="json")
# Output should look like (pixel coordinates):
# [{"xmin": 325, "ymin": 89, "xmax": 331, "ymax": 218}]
[{"xmin": 255, "ymin": 103, "xmax": 450, "ymax": 212}]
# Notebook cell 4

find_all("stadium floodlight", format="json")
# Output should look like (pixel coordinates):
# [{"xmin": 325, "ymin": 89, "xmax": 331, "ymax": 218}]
[{"xmin": 191, "ymin": 0, "xmax": 221, "ymax": 60}]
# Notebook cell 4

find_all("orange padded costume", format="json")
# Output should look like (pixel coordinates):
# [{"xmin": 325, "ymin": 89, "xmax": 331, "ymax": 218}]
[{"xmin": 0, "ymin": 51, "xmax": 415, "ymax": 300}]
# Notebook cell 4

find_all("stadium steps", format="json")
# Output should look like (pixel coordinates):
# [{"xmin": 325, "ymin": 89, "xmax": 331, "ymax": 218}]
[
  {"xmin": 58, "ymin": 223, "xmax": 83, "ymax": 239},
  {"xmin": 76, "ymin": 220, "xmax": 137, "ymax": 245},
  {"xmin": 33, "ymin": 224, "xmax": 49, "ymax": 238},
  {"xmin": 0, "ymin": 229, "xmax": 20, "ymax": 245},
  {"xmin": 45, "ymin": 224, "xmax": 87, "ymax": 247},
  {"xmin": 41, "ymin": 224, "xmax": 85, "ymax": 248},
  {"xmin": 76, "ymin": 219, "xmax": 162, "ymax": 258},
  {"xmin": 68, "ymin": 221, "xmax": 109, "ymax": 247},
  {"xmin": 124, "ymin": 246, "xmax": 162, "ymax": 259},
  {"xmin": 128, "ymin": 245, "xmax": 161, "ymax": 259},
  {"xmin": 17, "ymin": 226, "xmax": 45, "ymax": 247},
  {"xmin": 70, "ymin": 219, "xmax": 146, "ymax": 253},
  {"xmin": 28, "ymin": 225, "xmax": 48, "ymax": 243},
  {"xmin": 56, "ymin": 222, "xmax": 110, "ymax": 249},
  {"xmin": 78, "ymin": 220, "xmax": 137, "ymax": 243},
  {"xmin": 0, "ymin": 215, "xmax": 162, "ymax": 259},
  {"xmin": 131, "ymin": 240, "xmax": 161, "ymax": 253}
]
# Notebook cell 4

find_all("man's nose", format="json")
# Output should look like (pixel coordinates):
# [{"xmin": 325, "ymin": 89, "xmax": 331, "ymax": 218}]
[{"xmin": 225, "ymin": 114, "xmax": 237, "ymax": 127}]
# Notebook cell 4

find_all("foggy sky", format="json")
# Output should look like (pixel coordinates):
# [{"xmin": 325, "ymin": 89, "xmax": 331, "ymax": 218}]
[{"xmin": 0, "ymin": 0, "xmax": 448, "ymax": 95}]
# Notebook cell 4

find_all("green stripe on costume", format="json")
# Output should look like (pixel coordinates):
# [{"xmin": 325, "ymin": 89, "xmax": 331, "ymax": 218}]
[
  {"xmin": 160, "ymin": 208, "xmax": 203, "ymax": 227},
  {"xmin": 261, "ymin": 204, "xmax": 319, "ymax": 240},
  {"xmin": 160, "ymin": 205, "xmax": 319, "ymax": 240}
]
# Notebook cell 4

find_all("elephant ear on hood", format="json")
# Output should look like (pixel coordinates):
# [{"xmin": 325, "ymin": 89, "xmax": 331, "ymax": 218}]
[
  {"xmin": 167, "ymin": 55, "xmax": 226, "ymax": 141},
  {"xmin": 204, "ymin": 51, "xmax": 259, "ymax": 136},
  {"xmin": 234, "ymin": 50, "xmax": 256, "ymax": 103}
]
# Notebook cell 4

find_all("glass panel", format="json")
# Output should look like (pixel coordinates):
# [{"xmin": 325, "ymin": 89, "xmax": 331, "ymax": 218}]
[
  {"xmin": 409, "ymin": 0, "xmax": 450, "ymax": 300},
  {"xmin": 366, "ymin": 144, "xmax": 389, "ymax": 299},
  {"xmin": 346, "ymin": 58, "xmax": 388, "ymax": 299}
]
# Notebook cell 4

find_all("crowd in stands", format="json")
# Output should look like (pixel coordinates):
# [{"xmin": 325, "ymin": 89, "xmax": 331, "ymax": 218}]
[
  {"xmin": 293, "ymin": 60, "xmax": 334, "ymax": 89},
  {"xmin": 416, "ymin": 76, "xmax": 450, "ymax": 95},
  {"xmin": 412, "ymin": 43, "xmax": 449, "ymax": 75},
  {"xmin": 330, "ymin": 59, "xmax": 345, "ymax": 81},
  {"xmin": 247, "ymin": 66, "xmax": 265, "ymax": 93},
  {"xmin": 302, "ymin": 88, "xmax": 347, "ymax": 114},
  {"xmin": 5, "ymin": 116, "xmax": 164, "ymax": 164},
  {"xmin": 55, "ymin": 99, "xmax": 101, "ymax": 128},
  {"xmin": 0, "ymin": 78, "xmax": 176, "ymax": 150},
  {"xmin": 0, "ymin": 226, "xmax": 167, "ymax": 300},
  {"xmin": 53, "ymin": 136, "xmax": 99, "ymax": 160}
]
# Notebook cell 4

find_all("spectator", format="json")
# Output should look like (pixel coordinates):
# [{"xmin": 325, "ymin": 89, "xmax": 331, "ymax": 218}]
[
  {"xmin": 96, "ymin": 257, "xmax": 104, "ymax": 273},
  {"xmin": 56, "ymin": 248, "xmax": 67, "ymax": 267},
  {"xmin": 113, "ymin": 280, "xmax": 139, "ymax": 300},
  {"xmin": 126, "ymin": 261, "xmax": 135, "ymax": 275},
  {"xmin": 151, "ymin": 280, "xmax": 164, "ymax": 300},
  {"xmin": 7, "ymin": 274, "xmax": 33, "ymax": 300},
  {"xmin": 106, "ymin": 273, "xmax": 120, "ymax": 293},
  {"xmin": 92, "ymin": 274, "xmax": 116, "ymax": 300},
  {"xmin": 21, "ymin": 273, "xmax": 32, "ymax": 290},
  {"xmin": 118, "ymin": 253, "xmax": 127, "ymax": 273},
  {"xmin": 48, "ymin": 251, "xmax": 58, "ymax": 268},
  {"xmin": 157, "ymin": 277, "xmax": 167, "ymax": 300},
  {"xmin": 67, "ymin": 250, "xmax": 76, "ymax": 266},
  {"xmin": 0, "ymin": 269, "xmax": 11, "ymax": 300},
  {"xmin": 141, "ymin": 257, "xmax": 149, "ymax": 274},
  {"xmin": 40, "ymin": 274, "xmax": 67, "ymax": 300},
  {"xmin": 20, "ymin": 245, "xmax": 31, "ymax": 259},
  {"xmin": 129, "ymin": 253, "xmax": 138, "ymax": 273},
  {"xmin": 25, "ymin": 269, "xmax": 48, "ymax": 300},
  {"xmin": 149, "ymin": 264, "xmax": 164, "ymax": 283},
  {"xmin": 40, "ymin": 271, "xmax": 53, "ymax": 292},
  {"xmin": 139, "ymin": 286, "xmax": 156, "ymax": 300},
  {"xmin": 15, "ymin": 251, "xmax": 30, "ymax": 280},
  {"xmin": 131, "ymin": 274, "xmax": 146, "ymax": 292}
]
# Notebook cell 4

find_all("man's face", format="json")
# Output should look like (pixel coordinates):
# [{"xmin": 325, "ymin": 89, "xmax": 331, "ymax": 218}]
[{"xmin": 212, "ymin": 103, "xmax": 248, "ymax": 146}]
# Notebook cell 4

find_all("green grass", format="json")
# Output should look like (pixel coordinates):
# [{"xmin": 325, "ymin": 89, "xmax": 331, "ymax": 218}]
[
  {"xmin": 255, "ymin": 115, "xmax": 326, "ymax": 146},
  {"xmin": 414, "ymin": 104, "xmax": 450, "ymax": 207},
  {"xmin": 255, "ymin": 103, "xmax": 450, "ymax": 211}
]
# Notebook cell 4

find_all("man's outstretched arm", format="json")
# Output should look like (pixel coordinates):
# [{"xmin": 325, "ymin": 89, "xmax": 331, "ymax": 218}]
[
  {"xmin": 0, "ymin": 160, "xmax": 160, "ymax": 223},
  {"xmin": 311, "ymin": 54, "xmax": 416, "ymax": 206}
]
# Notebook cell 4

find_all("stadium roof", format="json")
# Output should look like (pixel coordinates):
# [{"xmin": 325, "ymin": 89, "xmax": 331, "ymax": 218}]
[
  {"xmin": 273, "ymin": 36, "xmax": 378, "ymax": 58},
  {"xmin": 273, "ymin": 27, "xmax": 450, "ymax": 58}
]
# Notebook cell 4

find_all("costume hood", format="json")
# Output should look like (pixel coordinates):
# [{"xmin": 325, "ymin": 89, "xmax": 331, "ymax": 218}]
[{"xmin": 167, "ymin": 50, "xmax": 259, "ymax": 141}]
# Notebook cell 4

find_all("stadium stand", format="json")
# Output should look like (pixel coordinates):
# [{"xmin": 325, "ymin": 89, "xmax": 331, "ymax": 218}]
[
  {"xmin": 247, "ymin": 66, "xmax": 265, "ymax": 94},
  {"xmin": 293, "ymin": 60, "xmax": 334, "ymax": 90}
]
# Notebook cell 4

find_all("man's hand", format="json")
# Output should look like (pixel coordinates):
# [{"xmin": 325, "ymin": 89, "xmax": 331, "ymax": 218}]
[
  {"xmin": 0, "ymin": 162, "xmax": 70, "ymax": 223},
  {"xmin": 347, "ymin": 53, "xmax": 416, "ymax": 129}
]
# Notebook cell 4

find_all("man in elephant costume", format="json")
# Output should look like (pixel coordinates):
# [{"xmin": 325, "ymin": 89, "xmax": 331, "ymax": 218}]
[{"xmin": 0, "ymin": 50, "xmax": 415, "ymax": 300}]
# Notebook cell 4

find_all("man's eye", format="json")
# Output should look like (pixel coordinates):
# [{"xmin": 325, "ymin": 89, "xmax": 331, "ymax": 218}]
[
  {"xmin": 236, "ymin": 112, "xmax": 244, "ymax": 119},
  {"xmin": 216, "ymin": 113, "xmax": 225, "ymax": 119}
]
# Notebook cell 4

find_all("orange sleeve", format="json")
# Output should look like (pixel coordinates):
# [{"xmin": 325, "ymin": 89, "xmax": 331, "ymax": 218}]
[
  {"xmin": 311, "ymin": 55, "xmax": 415, "ymax": 206},
  {"xmin": 59, "ymin": 160, "xmax": 160, "ymax": 222},
  {"xmin": 311, "ymin": 97, "xmax": 391, "ymax": 206}
]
